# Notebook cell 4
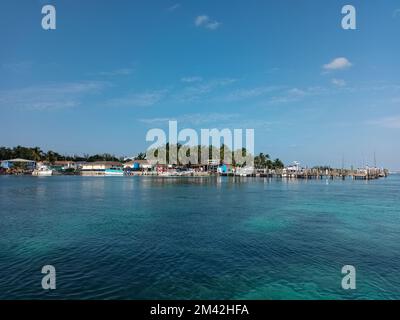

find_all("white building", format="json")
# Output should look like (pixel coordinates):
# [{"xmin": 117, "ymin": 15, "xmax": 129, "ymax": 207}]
[
  {"xmin": 123, "ymin": 160, "xmax": 153, "ymax": 170},
  {"xmin": 282, "ymin": 161, "xmax": 303, "ymax": 177},
  {"xmin": 80, "ymin": 161, "xmax": 123, "ymax": 176}
]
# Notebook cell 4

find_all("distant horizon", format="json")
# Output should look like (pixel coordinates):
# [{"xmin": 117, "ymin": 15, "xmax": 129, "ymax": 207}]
[{"xmin": 1, "ymin": 143, "xmax": 397, "ymax": 171}]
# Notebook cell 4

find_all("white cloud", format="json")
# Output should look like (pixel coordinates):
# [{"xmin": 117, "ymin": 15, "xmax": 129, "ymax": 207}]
[
  {"xmin": 140, "ymin": 113, "xmax": 239, "ymax": 126},
  {"xmin": 223, "ymin": 86, "xmax": 282, "ymax": 102},
  {"xmin": 288, "ymin": 88, "xmax": 306, "ymax": 96},
  {"xmin": 195, "ymin": 15, "xmax": 221, "ymax": 30},
  {"xmin": 332, "ymin": 78, "xmax": 346, "ymax": 87},
  {"xmin": 167, "ymin": 3, "xmax": 181, "ymax": 12},
  {"xmin": 368, "ymin": 116, "xmax": 400, "ymax": 129},
  {"xmin": 323, "ymin": 57, "xmax": 352, "ymax": 71},
  {"xmin": 139, "ymin": 112, "xmax": 277, "ymax": 131},
  {"xmin": 181, "ymin": 76, "xmax": 203, "ymax": 83},
  {"xmin": 205, "ymin": 21, "xmax": 221, "ymax": 30},
  {"xmin": 95, "ymin": 68, "xmax": 134, "ymax": 76},
  {"xmin": 106, "ymin": 90, "xmax": 167, "ymax": 107},
  {"xmin": 174, "ymin": 78, "xmax": 236, "ymax": 102},
  {"xmin": 0, "ymin": 81, "xmax": 107, "ymax": 110},
  {"xmin": 108, "ymin": 78, "xmax": 236, "ymax": 108},
  {"xmin": 222, "ymin": 85, "xmax": 327, "ymax": 104},
  {"xmin": 2, "ymin": 61, "xmax": 33, "ymax": 73},
  {"xmin": 265, "ymin": 86, "xmax": 326, "ymax": 105},
  {"xmin": 195, "ymin": 15, "xmax": 209, "ymax": 26}
]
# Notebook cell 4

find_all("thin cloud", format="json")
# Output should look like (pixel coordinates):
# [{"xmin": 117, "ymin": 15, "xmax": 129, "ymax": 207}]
[
  {"xmin": 195, "ymin": 15, "xmax": 209, "ymax": 26},
  {"xmin": 174, "ymin": 78, "xmax": 236, "ymax": 102},
  {"xmin": 106, "ymin": 90, "xmax": 167, "ymax": 107},
  {"xmin": 181, "ymin": 76, "xmax": 203, "ymax": 83},
  {"xmin": 0, "ymin": 81, "xmax": 107, "ymax": 111},
  {"xmin": 195, "ymin": 15, "xmax": 221, "ymax": 30},
  {"xmin": 222, "ymin": 86, "xmax": 283, "ymax": 102},
  {"xmin": 265, "ymin": 86, "xmax": 327, "ymax": 105},
  {"xmin": 288, "ymin": 88, "xmax": 306, "ymax": 96},
  {"xmin": 205, "ymin": 21, "xmax": 221, "ymax": 30},
  {"xmin": 393, "ymin": 9, "xmax": 400, "ymax": 18},
  {"xmin": 93, "ymin": 68, "xmax": 134, "ymax": 77},
  {"xmin": 140, "ymin": 113, "xmax": 240, "ymax": 126},
  {"xmin": 167, "ymin": 3, "xmax": 181, "ymax": 12},
  {"xmin": 332, "ymin": 78, "xmax": 347, "ymax": 87},
  {"xmin": 368, "ymin": 115, "xmax": 400, "ymax": 129},
  {"xmin": 2, "ymin": 61, "xmax": 33, "ymax": 73},
  {"xmin": 323, "ymin": 57, "xmax": 352, "ymax": 71},
  {"xmin": 139, "ymin": 113, "xmax": 277, "ymax": 132},
  {"xmin": 107, "ymin": 78, "xmax": 236, "ymax": 108}
]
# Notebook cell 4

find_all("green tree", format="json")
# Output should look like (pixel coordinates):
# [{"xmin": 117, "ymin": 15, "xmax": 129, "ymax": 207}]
[
  {"xmin": 134, "ymin": 152, "xmax": 146, "ymax": 160},
  {"xmin": 254, "ymin": 152, "xmax": 271, "ymax": 169},
  {"xmin": 272, "ymin": 158, "xmax": 284, "ymax": 169}
]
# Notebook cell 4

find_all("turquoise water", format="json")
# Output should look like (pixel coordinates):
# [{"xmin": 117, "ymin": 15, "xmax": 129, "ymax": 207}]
[{"xmin": 0, "ymin": 175, "xmax": 399, "ymax": 300}]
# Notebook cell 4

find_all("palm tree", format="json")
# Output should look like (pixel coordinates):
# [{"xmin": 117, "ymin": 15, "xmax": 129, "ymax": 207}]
[
  {"xmin": 272, "ymin": 158, "xmax": 284, "ymax": 169},
  {"xmin": 134, "ymin": 152, "xmax": 146, "ymax": 160},
  {"xmin": 32, "ymin": 147, "xmax": 44, "ymax": 161}
]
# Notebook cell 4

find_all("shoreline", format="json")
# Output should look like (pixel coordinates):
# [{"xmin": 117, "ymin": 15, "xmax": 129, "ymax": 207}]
[{"xmin": 0, "ymin": 172, "xmax": 393, "ymax": 181}]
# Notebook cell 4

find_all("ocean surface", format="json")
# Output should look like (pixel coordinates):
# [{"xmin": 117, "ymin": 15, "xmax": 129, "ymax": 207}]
[{"xmin": 0, "ymin": 175, "xmax": 399, "ymax": 300}]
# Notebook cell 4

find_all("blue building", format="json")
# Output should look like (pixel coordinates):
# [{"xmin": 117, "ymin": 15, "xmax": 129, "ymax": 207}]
[{"xmin": 0, "ymin": 158, "xmax": 36, "ymax": 170}]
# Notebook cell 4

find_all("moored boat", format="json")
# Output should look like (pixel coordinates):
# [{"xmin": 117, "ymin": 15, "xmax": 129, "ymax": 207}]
[
  {"xmin": 104, "ymin": 167, "xmax": 124, "ymax": 176},
  {"xmin": 32, "ymin": 165, "xmax": 53, "ymax": 176}
]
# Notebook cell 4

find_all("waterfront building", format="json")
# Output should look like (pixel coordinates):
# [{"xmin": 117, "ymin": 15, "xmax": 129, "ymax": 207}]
[
  {"xmin": 189, "ymin": 164, "xmax": 208, "ymax": 172},
  {"xmin": 50, "ymin": 161, "xmax": 77, "ymax": 172},
  {"xmin": 123, "ymin": 160, "xmax": 153, "ymax": 171},
  {"xmin": 0, "ymin": 158, "xmax": 36, "ymax": 170},
  {"xmin": 80, "ymin": 161, "xmax": 123, "ymax": 176},
  {"xmin": 282, "ymin": 161, "xmax": 303, "ymax": 177},
  {"xmin": 217, "ymin": 164, "xmax": 235, "ymax": 174},
  {"xmin": 155, "ymin": 164, "xmax": 169, "ymax": 173},
  {"xmin": 235, "ymin": 166, "xmax": 255, "ymax": 176}
]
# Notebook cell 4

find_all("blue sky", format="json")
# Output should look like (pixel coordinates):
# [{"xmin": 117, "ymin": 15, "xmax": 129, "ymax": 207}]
[{"xmin": 1, "ymin": 0, "xmax": 400, "ymax": 169}]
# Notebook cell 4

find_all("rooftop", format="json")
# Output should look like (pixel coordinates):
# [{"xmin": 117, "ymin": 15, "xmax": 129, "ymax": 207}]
[
  {"xmin": 83, "ymin": 161, "xmax": 122, "ymax": 166},
  {"xmin": 2, "ymin": 158, "xmax": 36, "ymax": 163}
]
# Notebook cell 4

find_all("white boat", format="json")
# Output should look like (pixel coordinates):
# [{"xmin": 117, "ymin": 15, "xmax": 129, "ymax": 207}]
[
  {"xmin": 32, "ymin": 165, "xmax": 53, "ymax": 176},
  {"xmin": 235, "ymin": 167, "xmax": 255, "ymax": 176}
]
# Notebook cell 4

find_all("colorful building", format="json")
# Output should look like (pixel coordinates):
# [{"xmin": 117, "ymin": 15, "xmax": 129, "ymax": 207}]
[
  {"xmin": 123, "ymin": 160, "xmax": 153, "ymax": 171},
  {"xmin": 0, "ymin": 158, "xmax": 36, "ymax": 170},
  {"xmin": 80, "ymin": 161, "xmax": 123, "ymax": 176}
]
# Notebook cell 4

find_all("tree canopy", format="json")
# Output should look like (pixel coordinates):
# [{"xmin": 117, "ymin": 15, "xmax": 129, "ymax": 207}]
[
  {"xmin": 0, "ymin": 146, "xmax": 120, "ymax": 163},
  {"xmin": 0, "ymin": 145, "xmax": 286, "ymax": 168}
]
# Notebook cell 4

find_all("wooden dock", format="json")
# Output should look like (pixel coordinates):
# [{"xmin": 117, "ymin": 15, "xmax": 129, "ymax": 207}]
[{"xmin": 220, "ymin": 168, "xmax": 389, "ymax": 180}]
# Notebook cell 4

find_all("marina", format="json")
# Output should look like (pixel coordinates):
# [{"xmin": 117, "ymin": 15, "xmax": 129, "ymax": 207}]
[
  {"xmin": 1, "ymin": 0, "xmax": 400, "ymax": 304},
  {"xmin": 0, "ymin": 158, "xmax": 390, "ymax": 180}
]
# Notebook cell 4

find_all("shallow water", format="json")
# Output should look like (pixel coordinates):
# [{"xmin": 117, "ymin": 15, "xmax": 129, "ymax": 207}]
[{"xmin": 0, "ymin": 175, "xmax": 399, "ymax": 299}]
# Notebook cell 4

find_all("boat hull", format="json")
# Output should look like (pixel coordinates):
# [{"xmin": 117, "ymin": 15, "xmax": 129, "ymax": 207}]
[
  {"xmin": 104, "ymin": 169, "xmax": 124, "ymax": 176},
  {"xmin": 32, "ymin": 170, "xmax": 53, "ymax": 176}
]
